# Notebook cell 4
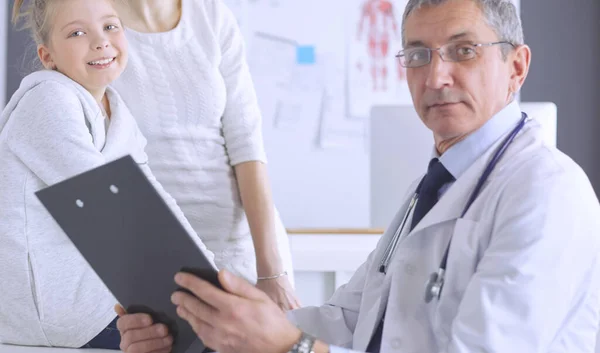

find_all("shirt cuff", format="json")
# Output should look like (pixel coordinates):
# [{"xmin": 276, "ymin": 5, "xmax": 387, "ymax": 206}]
[{"xmin": 329, "ymin": 344, "xmax": 364, "ymax": 353}]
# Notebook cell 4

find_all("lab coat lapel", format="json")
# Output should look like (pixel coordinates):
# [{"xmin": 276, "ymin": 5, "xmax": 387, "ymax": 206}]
[
  {"xmin": 354, "ymin": 296, "xmax": 384, "ymax": 351},
  {"xmin": 381, "ymin": 177, "xmax": 422, "ymax": 246},
  {"xmin": 381, "ymin": 184, "xmax": 422, "ymax": 247},
  {"xmin": 353, "ymin": 180, "xmax": 422, "ymax": 351}
]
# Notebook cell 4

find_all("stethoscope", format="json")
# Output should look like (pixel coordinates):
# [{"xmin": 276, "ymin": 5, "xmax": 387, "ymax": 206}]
[{"xmin": 378, "ymin": 112, "xmax": 529, "ymax": 304}]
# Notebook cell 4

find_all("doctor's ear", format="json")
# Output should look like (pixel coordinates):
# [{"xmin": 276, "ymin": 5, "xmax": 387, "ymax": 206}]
[
  {"xmin": 508, "ymin": 44, "xmax": 531, "ymax": 94},
  {"xmin": 37, "ymin": 44, "xmax": 56, "ymax": 70}
]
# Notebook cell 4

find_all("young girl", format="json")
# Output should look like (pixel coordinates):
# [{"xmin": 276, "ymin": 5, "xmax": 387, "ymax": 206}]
[{"xmin": 0, "ymin": 0, "xmax": 214, "ymax": 348}]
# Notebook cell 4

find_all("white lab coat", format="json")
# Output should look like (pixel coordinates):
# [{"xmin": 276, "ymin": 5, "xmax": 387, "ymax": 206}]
[{"xmin": 289, "ymin": 119, "xmax": 600, "ymax": 353}]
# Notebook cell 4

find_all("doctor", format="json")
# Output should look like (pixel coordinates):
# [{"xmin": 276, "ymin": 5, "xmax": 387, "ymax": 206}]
[{"xmin": 116, "ymin": 0, "xmax": 600, "ymax": 352}]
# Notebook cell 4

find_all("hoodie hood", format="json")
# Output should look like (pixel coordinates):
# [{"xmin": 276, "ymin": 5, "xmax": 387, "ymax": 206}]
[{"xmin": 0, "ymin": 70, "xmax": 103, "ymax": 134}]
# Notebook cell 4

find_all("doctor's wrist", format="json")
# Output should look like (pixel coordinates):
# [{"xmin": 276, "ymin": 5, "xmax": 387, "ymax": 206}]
[
  {"xmin": 285, "ymin": 331, "xmax": 330, "ymax": 353},
  {"xmin": 312, "ymin": 340, "xmax": 331, "ymax": 353}
]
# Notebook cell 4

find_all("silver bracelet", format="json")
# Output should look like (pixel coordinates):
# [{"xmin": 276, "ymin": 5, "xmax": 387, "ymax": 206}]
[{"xmin": 257, "ymin": 271, "xmax": 288, "ymax": 281}]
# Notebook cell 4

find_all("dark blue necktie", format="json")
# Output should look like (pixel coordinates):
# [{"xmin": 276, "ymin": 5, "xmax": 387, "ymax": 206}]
[
  {"xmin": 410, "ymin": 158, "xmax": 455, "ymax": 230},
  {"xmin": 366, "ymin": 158, "xmax": 454, "ymax": 353}
]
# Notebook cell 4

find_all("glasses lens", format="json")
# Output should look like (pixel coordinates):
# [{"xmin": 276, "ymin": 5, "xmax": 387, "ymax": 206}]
[
  {"xmin": 445, "ymin": 42, "xmax": 478, "ymax": 62},
  {"xmin": 399, "ymin": 48, "xmax": 430, "ymax": 68}
]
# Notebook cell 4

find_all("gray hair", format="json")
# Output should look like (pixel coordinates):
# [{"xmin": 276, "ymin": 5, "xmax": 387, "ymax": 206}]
[{"xmin": 401, "ymin": 0, "xmax": 524, "ymax": 56}]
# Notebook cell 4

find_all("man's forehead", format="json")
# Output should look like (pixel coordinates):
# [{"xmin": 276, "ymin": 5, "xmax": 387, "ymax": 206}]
[
  {"xmin": 404, "ymin": 30, "xmax": 479, "ymax": 48},
  {"xmin": 404, "ymin": 9, "xmax": 495, "ymax": 47},
  {"xmin": 403, "ymin": 5, "xmax": 492, "ymax": 46}
]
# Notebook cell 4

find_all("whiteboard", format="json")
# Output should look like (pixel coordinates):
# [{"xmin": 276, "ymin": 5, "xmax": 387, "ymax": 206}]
[
  {"xmin": 244, "ymin": 0, "xmax": 376, "ymax": 228},
  {"xmin": 223, "ymin": 0, "xmax": 521, "ymax": 228}
]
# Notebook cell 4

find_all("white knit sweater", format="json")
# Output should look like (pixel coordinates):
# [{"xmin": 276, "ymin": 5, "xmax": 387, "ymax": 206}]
[
  {"xmin": 111, "ymin": 0, "xmax": 293, "ymax": 282},
  {"xmin": 0, "ymin": 70, "xmax": 215, "ymax": 347}
]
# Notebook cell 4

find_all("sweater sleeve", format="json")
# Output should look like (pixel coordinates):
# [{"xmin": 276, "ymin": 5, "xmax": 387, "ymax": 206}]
[
  {"xmin": 5, "ymin": 82, "xmax": 106, "ymax": 186},
  {"xmin": 214, "ymin": 0, "xmax": 267, "ymax": 166}
]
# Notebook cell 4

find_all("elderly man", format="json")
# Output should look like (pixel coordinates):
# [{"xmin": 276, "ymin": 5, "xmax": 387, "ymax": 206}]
[{"xmin": 116, "ymin": 0, "xmax": 600, "ymax": 352}]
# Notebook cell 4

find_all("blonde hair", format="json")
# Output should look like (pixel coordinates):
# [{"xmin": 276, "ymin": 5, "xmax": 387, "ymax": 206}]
[{"xmin": 12, "ymin": 0, "xmax": 58, "ymax": 46}]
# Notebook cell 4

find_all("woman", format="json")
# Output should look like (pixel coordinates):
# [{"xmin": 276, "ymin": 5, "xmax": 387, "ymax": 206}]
[{"xmin": 111, "ymin": 0, "xmax": 300, "ymax": 309}]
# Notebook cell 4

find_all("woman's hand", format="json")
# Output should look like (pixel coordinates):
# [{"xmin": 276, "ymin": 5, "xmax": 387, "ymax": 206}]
[{"xmin": 256, "ymin": 275, "xmax": 301, "ymax": 311}]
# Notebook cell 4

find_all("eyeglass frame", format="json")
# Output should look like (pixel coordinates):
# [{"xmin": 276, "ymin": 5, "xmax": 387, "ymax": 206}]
[{"xmin": 395, "ymin": 41, "xmax": 516, "ymax": 68}]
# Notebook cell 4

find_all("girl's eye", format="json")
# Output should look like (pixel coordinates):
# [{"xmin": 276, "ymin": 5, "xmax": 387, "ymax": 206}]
[
  {"xmin": 69, "ymin": 30, "xmax": 85, "ymax": 38},
  {"xmin": 105, "ymin": 24, "xmax": 119, "ymax": 31}
]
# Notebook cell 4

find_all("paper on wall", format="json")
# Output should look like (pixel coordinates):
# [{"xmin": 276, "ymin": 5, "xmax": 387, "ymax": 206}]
[
  {"xmin": 317, "ymin": 52, "xmax": 366, "ymax": 149},
  {"xmin": 273, "ymin": 63, "xmax": 327, "ymax": 128},
  {"xmin": 347, "ymin": 0, "xmax": 412, "ymax": 120}
]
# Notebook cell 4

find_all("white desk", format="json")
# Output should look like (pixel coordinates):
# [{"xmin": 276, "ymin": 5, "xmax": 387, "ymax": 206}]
[
  {"xmin": 0, "ymin": 346, "xmax": 112, "ymax": 353},
  {"xmin": 0, "ymin": 341, "xmax": 207, "ymax": 353},
  {"xmin": 287, "ymin": 229, "xmax": 382, "ymax": 306}
]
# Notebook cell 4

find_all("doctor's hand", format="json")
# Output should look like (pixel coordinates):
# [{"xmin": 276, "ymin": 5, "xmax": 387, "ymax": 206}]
[
  {"xmin": 256, "ymin": 275, "xmax": 302, "ymax": 311},
  {"xmin": 171, "ymin": 269, "xmax": 302, "ymax": 353},
  {"xmin": 114, "ymin": 304, "xmax": 173, "ymax": 353}
]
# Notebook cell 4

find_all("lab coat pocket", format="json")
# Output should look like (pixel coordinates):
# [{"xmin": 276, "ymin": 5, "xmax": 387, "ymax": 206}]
[{"xmin": 433, "ymin": 218, "xmax": 480, "ymax": 342}]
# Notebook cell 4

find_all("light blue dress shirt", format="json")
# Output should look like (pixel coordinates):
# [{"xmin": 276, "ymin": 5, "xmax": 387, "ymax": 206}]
[{"xmin": 437, "ymin": 99, "xmax": 523, "ymax": 197}]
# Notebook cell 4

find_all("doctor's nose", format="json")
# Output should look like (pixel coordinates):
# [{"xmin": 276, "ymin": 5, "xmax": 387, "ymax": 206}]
[{"xmin": 425, "ymin": 54, "xmax": 454, "ymax": 90}]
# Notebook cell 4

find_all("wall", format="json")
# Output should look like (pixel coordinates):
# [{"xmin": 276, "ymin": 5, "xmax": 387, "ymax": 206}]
[
  {"xmin": 0, "ymin": 2, "xmax": 7, "ymax": 107},
  {"xmin": 5, "ymin": 1, "xmax": 33, "ymax": 105},
  {"xmin": 520, "ymin": 1, "xmax": 600, "ymax": 195}
]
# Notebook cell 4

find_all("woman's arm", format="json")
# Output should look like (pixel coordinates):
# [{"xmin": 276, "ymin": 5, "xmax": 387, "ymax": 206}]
[
  {"xmin": 235, "ymin": 161, "xmax": 300, "ymax": 310},
  {"xmin": 214, "ymin": 0, "xmax": 300, "ymax": 309},
  {"xmin": 234, "ymin": 161, "xmax": 281, "ymax": 277}
]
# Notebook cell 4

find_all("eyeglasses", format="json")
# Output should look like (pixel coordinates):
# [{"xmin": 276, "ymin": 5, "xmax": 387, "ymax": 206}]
[{"xmin": 396, "ymin": 41, "xmax": 515, "ymax": 68}]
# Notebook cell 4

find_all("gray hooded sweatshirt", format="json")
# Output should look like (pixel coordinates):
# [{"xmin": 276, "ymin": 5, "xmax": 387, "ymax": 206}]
[{"xmin": 0, "ymin": 70, "xmax": 214, "ymax": 347}]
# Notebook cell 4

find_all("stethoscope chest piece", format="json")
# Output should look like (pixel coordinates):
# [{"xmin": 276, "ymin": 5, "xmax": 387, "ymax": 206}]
[{"xmin": 424, "ymin": 269, "xmax": 445, "ymax": 303}]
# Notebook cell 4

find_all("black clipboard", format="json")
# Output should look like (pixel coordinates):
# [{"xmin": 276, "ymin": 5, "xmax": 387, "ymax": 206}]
[{"xmin": 35, "ymin": 155, "xmax": 221, "ymax": 353}]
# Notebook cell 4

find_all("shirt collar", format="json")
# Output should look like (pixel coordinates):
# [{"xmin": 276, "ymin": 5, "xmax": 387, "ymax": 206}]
[{"xmin": 435, "ymin": 99, "xmax": 522, "ymax": 180}]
